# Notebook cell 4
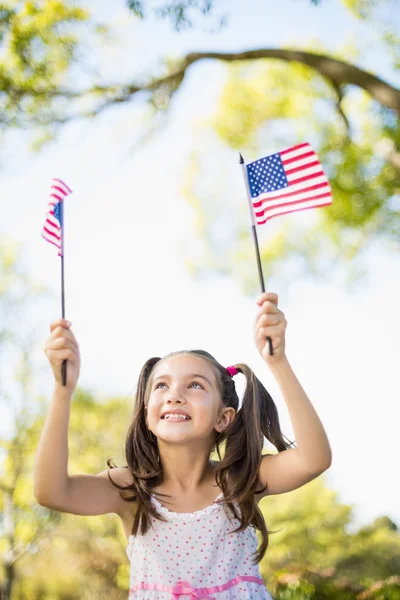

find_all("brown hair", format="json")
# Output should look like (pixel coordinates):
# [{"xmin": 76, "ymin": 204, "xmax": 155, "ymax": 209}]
[{"xmin": 107, "ymin": 350, "xmax": 294, "ymax": 564}]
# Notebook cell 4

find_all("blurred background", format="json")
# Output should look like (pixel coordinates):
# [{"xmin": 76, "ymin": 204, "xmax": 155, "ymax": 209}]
[{"xmin": 0, "ymin": 0, "xmax": 399, "ymax": 597}]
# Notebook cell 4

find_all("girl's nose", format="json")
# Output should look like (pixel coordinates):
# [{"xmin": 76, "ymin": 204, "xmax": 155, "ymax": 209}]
[{"xmin": 166, "ymin": 385, "xmax": 186, "ymax": 403}]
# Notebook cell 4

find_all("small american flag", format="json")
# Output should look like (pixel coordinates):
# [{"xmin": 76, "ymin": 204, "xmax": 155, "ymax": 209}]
[
  {"xmin": 246, "ymin": 142, "xmax": 332, "ymax": 225},
  {"xmin": 42, "ymin": 178, "xmax": 72, "ymax": 255}
]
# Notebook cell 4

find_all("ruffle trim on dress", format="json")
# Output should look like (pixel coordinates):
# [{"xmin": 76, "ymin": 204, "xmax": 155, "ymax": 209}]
[{"xmin": 150, "ymin": 492, "xmax": 224, "ymax": 522}]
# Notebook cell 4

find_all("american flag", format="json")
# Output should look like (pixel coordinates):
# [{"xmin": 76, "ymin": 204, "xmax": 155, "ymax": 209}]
[
  {"xmin": 42, "ymin": 178, "xmax": 72, "ymax": 255},
  {"xmin": 246, "ymin": 142, "xmax": 332, "ymax": 225}
]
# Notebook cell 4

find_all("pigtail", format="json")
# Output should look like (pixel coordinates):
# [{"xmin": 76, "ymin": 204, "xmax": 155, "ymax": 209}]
[
  {"xmin": 215, "ymin": 363, "xmax": 294, "ymax": 564},
  {"xmin": 107, "ymin": 356, "xmax": 170, "ymax": 536}
]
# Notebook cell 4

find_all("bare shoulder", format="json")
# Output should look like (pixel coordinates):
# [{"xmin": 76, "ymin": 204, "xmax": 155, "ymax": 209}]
[
  {"xmin": 98, "ymin": 467, "xmax": 137, "ymax": 526},
  {"xmin": 255, "ymin": 448, "xmax": 329, "ymax": 500}
]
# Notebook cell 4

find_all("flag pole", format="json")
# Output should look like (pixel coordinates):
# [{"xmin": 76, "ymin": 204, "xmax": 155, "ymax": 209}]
[
  {"xmin": 60, "ymin": 199, "xmax": 67, "ymax": 386},
  {"xmin": 239, "ymin": 153, "xmax": 273, "ymax": 356}
]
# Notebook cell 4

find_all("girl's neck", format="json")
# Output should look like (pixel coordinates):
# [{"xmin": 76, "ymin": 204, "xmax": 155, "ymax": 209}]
[{"xmin": 158, "ymin": 447, "xmax": 216, "ymax": 495}]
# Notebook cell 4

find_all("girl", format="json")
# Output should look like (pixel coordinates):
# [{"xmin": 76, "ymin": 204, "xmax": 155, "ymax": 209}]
[{"xmin": 34, "ymin": 292, "xmax": 332, "ymax": 599}]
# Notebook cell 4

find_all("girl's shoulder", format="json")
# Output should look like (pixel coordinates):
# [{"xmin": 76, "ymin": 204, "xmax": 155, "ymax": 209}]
[{"xmin": 108, "ymin": 467, "xmax": 138, "ymax": 539}]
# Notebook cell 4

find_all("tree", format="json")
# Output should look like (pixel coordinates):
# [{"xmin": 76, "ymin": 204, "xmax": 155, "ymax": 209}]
[
  {"xmin": 0, "ymin": 240, "xmax": 134, "ymax": 596},
  {"xmin": 0, "ymin": 238, "xmax": 51, "ymax": 599},
  {"xmin": 1, "ymin": 1, "xmax": 399, "ymax": 286},
  {"xmin": 259, "ymin": 477, "xmax": 400, "ymax": 598},
  {"xmin": 4, "ymin": 389, "xmax": 131, "ymax": 599}
]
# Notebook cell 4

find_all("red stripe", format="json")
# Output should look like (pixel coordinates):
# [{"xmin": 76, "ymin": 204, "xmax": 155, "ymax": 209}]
[
  {"xmin": 280, "ymin": 142, "xmax": 310, "ymax": 156},
  {"xmin": 50, "ymin": 193, "xmax": 63, "ymax": 203},
  {"xmin": 42, "ymin": 233, "xmax": 61, "ymax": 249},
  {"xmin": 289, "ymin": 171, "xmax": 325, "ymax": 186},
  {"xmin": 257, "ymin": 202, "xmax": 332, "ymax": 225},
  {"xmin": 255, "ymin": 192, "xmax": 332, "ymax": 218},
  {"xmin": 285, "ymin": 160, "xmax": 320, "ymax": 176},
  {"xmin": 253, "ymin": 181, "xmax": 329, "ymax": 209},
  {"xmin": 52, "ymin": 178, "xmax": 72, "ymax": 194},
  {"xmin": 43, "ymin": 225, "xmax": 61, "ymax": 241},
  {"xmin": 281, "ymin": 150, "xmax": 315, "ymax": 166},
  {"xmin": 45, "ymin": 213, "xmax": 60, "ymax": 227},
  {"xmin": 51, "ymin": 185, "xmax": 69, "ymax": 197}
]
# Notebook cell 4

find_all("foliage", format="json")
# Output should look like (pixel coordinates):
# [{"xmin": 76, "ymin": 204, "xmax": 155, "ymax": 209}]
[
  {"xmin": 126, "ymin": 0, "xmax": 386, "ymax": 30},
  {"xmin": 0, "ymin": 386, "xmax": 132, "ymax": 598},
  {"xmin": 259, "ymin": 477, "xmax": 400, "ymax": 598},
  {"xmin": 127, "ymin": 0, "xmax": 225, "ymax": 31},
  {"xmin": 0, "ymin": 0, "xmax": 88, "ymax": 130},
  {"xmin": 181, "ymin": 42, "xmax": 400, "ymax": 290},
  {"xmin": 0, "ymin": 244, "xmax": 399, "ymax": 596}
]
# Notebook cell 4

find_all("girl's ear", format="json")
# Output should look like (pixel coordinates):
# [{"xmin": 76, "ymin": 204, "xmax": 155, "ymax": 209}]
[{"xmin": 215, "ymin": 407, "xmax": 236, "ymax": 432}]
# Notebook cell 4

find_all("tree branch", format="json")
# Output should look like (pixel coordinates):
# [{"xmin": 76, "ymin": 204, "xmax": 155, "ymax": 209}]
[
  {"xmin": 183, "ymin": 49, "xmax": 400, "ymax": 113},
  {"xmin": 9, "ymin": 48, "xmax": 400, "ymax": 135}
]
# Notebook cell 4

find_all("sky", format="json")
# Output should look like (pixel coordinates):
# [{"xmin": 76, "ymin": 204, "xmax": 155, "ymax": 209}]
[{"xmin": 1, "ymin": 0, "xmax": 399, "ymax": 531}]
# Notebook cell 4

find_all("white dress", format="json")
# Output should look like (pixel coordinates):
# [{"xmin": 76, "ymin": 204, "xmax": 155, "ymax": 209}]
[{"xmin": 126, "ymin": 492, "xmax": 273, "ymax": 599}]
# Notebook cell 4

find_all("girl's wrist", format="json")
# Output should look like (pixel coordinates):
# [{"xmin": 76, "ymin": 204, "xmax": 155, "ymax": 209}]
[
  {"xmin": 53, "ymin": 383, "xmax": 74, "ymax": 401},
  {"xmin": 266, "ymin": 354, "xmax": 290, "ymax": 374}
]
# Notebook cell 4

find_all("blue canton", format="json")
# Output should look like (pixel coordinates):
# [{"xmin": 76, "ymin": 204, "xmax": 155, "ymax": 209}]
[
  {"xmin": 54, "ymin": 202, "xmax": 63, "ymax": 226},
  {"xmin": 247, "ymin": 153, "xmax": 288, "ymax": 198}
]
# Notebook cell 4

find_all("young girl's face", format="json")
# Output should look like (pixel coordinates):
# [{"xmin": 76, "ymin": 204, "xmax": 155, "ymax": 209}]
[{"xmin": 145, "ymin": 354, "xmax": 229, "ymax": 444}]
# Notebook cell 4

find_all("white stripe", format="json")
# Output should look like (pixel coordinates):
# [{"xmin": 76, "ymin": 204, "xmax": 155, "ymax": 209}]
[
  {"xmin": 42, "ymin": 230, "xmax": 61, "ymax": 245},
  {"xmin": 45, "ymin": 215, "xmax": 61, "ymax": 232},
  {"xmin": 51, "ymin": 180, "xmax": 71, "ymax": 196},
  {"xmin": 256, "ymin": 197, "xmax": 331, "ymax": 223},
  {"xmin": 283, "ymin": 154, "xmax": 319, "ymax": 171},
  {"xmin": 286, "ymin": 164, "xmax": 325, "ymax": 182},
  {"xmin": 254, "ymin": 174, "xmax": 329, "ymax": 204},
  {"xmin": 281, "ymin": 144, "xmax": 313, "ymax": 162},
  {"xmin": 254, "ymin": 187, "xmax": 331, "ymax": 213}
]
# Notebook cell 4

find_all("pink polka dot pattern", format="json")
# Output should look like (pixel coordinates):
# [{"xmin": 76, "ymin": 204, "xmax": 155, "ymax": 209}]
[{"xmin": 126, "ymin": 492, "xmax": 273, "ymax": 599}]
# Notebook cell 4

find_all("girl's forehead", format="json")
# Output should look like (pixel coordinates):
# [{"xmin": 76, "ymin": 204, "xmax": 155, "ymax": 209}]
[{"xmin": 152, "ymin": 353, "xmax": 217, "ymax": 383}]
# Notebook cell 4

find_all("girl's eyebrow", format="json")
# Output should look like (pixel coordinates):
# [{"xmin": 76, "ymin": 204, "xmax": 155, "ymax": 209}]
[{"xmin": 153, "ymin": 373, "xmax": 213, "ymax": 387}]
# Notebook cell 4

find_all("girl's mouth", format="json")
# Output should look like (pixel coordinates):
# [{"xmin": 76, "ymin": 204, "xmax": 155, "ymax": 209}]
[{"xmin": 161, "ymin": 414, "xmax": 191, "ymax": 422}]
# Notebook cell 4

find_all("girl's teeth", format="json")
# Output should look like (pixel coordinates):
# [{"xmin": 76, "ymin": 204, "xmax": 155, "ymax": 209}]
[{"xmin": 165, "ymin": 414, "xmax": 188, "ymax": 420}]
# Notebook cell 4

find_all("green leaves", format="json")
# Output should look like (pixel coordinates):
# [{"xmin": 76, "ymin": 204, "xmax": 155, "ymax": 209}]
[
  {"xmin": 259, "ymin": 477, "xmax": 400, "ymax": 598},
  {"xmin": 183, "ymin": 43, "xmax": 400, "ymax": 289},
  {"xmin": 0, "ymin": 1, "xmax": 88, "ymax": 128}
]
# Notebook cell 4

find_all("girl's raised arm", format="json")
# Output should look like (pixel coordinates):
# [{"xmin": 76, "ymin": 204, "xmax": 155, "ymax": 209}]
[
  {"xmin": 254, "ymin": 293, "xmax": 332, "ymax": 498},
  {"xmin": 33, "ymin": 320, "xmax": 131, "ymax": 518}
]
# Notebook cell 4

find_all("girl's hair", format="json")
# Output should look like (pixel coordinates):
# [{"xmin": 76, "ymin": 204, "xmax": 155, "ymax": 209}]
[{"xmin": 107, "ymin": 350, "xmax": 294, "ymax": 564}]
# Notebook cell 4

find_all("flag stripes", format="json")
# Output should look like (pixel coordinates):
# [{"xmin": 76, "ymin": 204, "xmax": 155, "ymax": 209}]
[
  {"xmin": 247, "ymin": 143, "xmax": 332, "ymax": 224},
  {"xmin": 42, "ymin": 178, "xmax": 72, "ymax": 255}
]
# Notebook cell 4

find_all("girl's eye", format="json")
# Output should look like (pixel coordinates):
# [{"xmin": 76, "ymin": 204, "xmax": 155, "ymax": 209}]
[
  {"xmin": 155, "ymin": 382, "xmax": 166, "ymax": 389},
  {"xmin": 189, "ymin": 381, "xmax": 204, "ymax": 389}
]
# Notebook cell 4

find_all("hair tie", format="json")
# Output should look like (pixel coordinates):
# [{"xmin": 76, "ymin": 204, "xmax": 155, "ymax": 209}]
[{"xmin": 226, "ymin": 365, "xmax": 238, "ymax": 377}]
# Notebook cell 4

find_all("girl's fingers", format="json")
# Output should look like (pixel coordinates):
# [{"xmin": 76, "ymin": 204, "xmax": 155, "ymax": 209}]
[
  {"xmin": 50, "ymin": 319, "xmax": 71, "ymax": 333},
  {"xmin": 257, "ymin": 324, "xmax": 284, "ymax": 342},
  {"xmin": 255, "ymin": 312, "xmax": 282, "ymax": 330},
  {"xmin": 45, "ymin": 348, "xmax": 78, "ymax": 365},
  {"xmin": 256, "ymin": 292, "xmax": 278, "ymax": 307},
  {"xmin": 48, "ymin": 326, "xmax": 76, "ymax": 345},
  {"xmin": 46, "ymin": 336, "xmax": 77, "ymax": 352},
  {"xmin": 255, "ymin": 302, "xmax": 280, "ymax": 326}
]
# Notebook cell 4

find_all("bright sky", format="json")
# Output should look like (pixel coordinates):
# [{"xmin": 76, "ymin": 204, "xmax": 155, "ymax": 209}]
[{"xmin": 1, "ymin": 0, "xmax": 399, "ymax": 530}]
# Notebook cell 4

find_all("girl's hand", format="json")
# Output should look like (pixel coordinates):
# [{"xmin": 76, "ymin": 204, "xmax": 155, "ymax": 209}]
[
  {"xmin": 254, "ymin": 292, "xmax": 287, "ymax": 365},
  {"xmin": 44, "ymin": 319, "xmax": 81, "ymax": 393}
]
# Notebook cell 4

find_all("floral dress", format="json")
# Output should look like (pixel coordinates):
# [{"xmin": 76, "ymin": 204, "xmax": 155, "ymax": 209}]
[{"xmin": 126, "ymin": 492, "xmax": 273, "ymax": 599}]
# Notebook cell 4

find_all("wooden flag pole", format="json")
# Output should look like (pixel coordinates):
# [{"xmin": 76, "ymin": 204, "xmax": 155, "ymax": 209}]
[
  {"xmin": 239, "ymin": 153, "xmax": 273, "ymax": 356},
  {"xmin": 60, "ymin": 199, "xmax": 67, "ymax": 386}
]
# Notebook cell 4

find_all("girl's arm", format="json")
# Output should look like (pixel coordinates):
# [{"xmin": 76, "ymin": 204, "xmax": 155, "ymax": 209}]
[
  {"xmin": 34, "ymin": 320, "xmax": 130, "ymax": 517},
  {"xmin": 254, "ymin": 293, "xmax": 332, "ymax": 497}
]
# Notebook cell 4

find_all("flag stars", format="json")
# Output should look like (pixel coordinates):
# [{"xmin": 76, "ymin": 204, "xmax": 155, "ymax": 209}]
[{"xmin": 247, "ymin": 153, "xmax": 288, "ymax": 197}]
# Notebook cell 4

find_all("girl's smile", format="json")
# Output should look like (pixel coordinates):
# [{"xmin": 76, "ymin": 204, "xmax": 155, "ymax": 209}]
[{"xmin": 145, "ymin": 354, "xmax": 222, "ymax": 438}]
